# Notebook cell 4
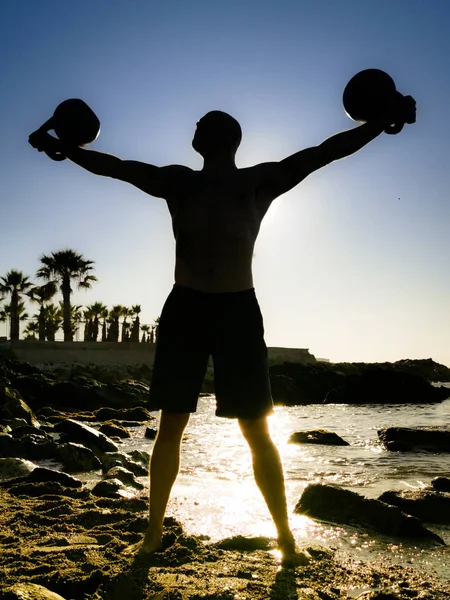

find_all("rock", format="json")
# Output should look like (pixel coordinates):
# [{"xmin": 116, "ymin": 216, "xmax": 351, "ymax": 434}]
[
  {"xmin": 55, "ymin": 442, "xmax": 102, "ymax": 472},
  {"xmin": 5, "ymin": 417, "xmax": 29, "ymax": 430},
  {"xmin": 0, "ymin": 467, "xmax": 82, "ymax": 489},
  {"xmin": 289, "ymin": 429, "xmax": 349, "ymax": 446},
  {"xmin": 294, "ymin": 484, "xmax": 444, "ymax": 543},
  {"xmin": 378, "ymin": 489, "xmax": 450, "ymax": 524},
  {"xmin": 54, "ymin": 419, "xmax": 118, "ymax": 453},
  {"xmin": 144, "ymin": 427, "xmax": 158, "ymax": 439},
  {"xmin": 432, "ymin": 476, "xmax": 450, "ymax": 492},
  {"xmin": 0, "ymin": 423, "xmax": 11, "ymax": 434},
  {"xmin": 0, "ymin": 432, "xmax": 58, "ymax": 461},
  {"xmin": 268, "ymin": 361, "xmax": 449, "ymax": 406},
  {"xmin": 91, "ymin": 478, "xmax": 136, "ymax": 499},
  {"xmin": 0, "ymin": 457, "xmax": 36, "ymax": 478},
  {"xmin": 11, "ymin": 425, "xmax": 49, "ymax": 439},
  {"xmin": 7, "ymin": 373, "xmax": 56, "ymax": 409},
  {"xmin": 378, "ymin": 427, "xmax": 450, "ymax": 452},
  {"xmin": 2, "ymin": 582, "xmax": 68, "ymax": 599},
  {"xmin": 0, "ymin": 386, "xmax": 40, "ymax": 427},
  {"xmin": 27, "ymin": 467, "xmax": 83, "ymax": 488},
  {"xmin": 95, "ymin": 406, "xmax": 153, "ymax": 422},
  {"xmin": 99, "ymin": 420, "xmax": 131, "ymax": 438},
  {"xmin": 105, "ymin": 466, "xmax": 144, "ymax": 489},
  {"xmin": 100, "ymin": 452, "xmax": 148, "ymax": 477},
  {"xmin": 128, "ymin": 449, "xmax": 150, "ymax": 467}
]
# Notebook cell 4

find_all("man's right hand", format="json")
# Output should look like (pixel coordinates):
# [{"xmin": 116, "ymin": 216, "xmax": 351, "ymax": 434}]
[{"xmin": 28, "ymin": 129, "xmax": 66, "ymax": 158}]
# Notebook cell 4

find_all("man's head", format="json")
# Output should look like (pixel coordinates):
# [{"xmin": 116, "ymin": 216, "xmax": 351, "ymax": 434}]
[{"xmin": 192, "ymin": 111, "xmax": 242, "ymax": 158}]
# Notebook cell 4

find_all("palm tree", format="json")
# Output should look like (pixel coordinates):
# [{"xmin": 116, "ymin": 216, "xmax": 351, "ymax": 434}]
[
  {"xmin": 83, "ymin": 306, "xmax": 95, "ymax": 341},
  {"xmin": 37, "ymin": 249, "xmax": 97, "ymax": 341},
  {"xmin": 100, "ymin": 306, "xmax": 109, "ymax": 342},
  {"xmin": 43, "ymin": 304, "xmax": 63, "ymax": 341},
  {"xmin": 130, "ymin": 304, "xmax": 142, "ymax": 342},
  {"xmin": 86, "ymin": 302, "xmax": 107, "ymax": 342},
  {"xmin": 0, "ymin": 300, "xmax": 29, "ymax": 339},
  {"xmin": 141, "ymin": 324, "xmax": 150, "ymax": 343},
  {"xmin": 120, "ymin": 307, "xmax": 133, "ymax": 343},
  {"xmin": 27, "ymin": 282, "xmax": 57, "ymax": 341},
  {"xmin": 107, "ymin": 305, "xmax": 123, "ymax": 342},
  {"xmin": 23, "ymin": 321, "xmax": 39, "ymax": 340},
  {"xmin": 0, "ymin": 270, "xmax": 33, "ymax": 340}
]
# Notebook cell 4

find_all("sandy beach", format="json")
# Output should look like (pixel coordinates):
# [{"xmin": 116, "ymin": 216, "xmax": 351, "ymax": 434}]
[{"xmin": 1, "ymin": 479, "xmax": 450, "ymax": 600}]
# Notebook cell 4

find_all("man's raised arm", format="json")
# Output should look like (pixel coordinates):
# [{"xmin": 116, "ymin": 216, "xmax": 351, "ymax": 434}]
[
  {"xmin": 257, "ymin": 120, "xmax": 387, "ymax": 202},
  {"xmin": 28, "ymin": 132, "xmax": 182, "ymax": 199}
]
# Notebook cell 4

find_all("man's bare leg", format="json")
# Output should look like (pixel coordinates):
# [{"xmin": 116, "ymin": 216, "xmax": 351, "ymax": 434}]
[
  {"xmin": 239, "ymin": 416, "xmax": 305, "ymax": 565},
  {"xmin": 126, "ymin": 410, "xmax": 190, "ymax": 555}
]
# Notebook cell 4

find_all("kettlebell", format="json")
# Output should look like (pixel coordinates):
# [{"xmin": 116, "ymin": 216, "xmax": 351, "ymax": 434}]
[
  {"xmin": 343, "ymin": 69, "xmax": 413, "ymax": 135},
  {"xmin": 30, "ymin": 99, "xmax": 100, "ymax": 161}
]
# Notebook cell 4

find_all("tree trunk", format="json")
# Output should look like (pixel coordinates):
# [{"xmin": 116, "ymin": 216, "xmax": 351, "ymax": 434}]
[
  {"xmin": 62, "ymin": 276, "xmax": 72, "ymax": 342},
  {"xmin": 38, "ymin": 307, "xmax": 46, "ymax": 341},
  {"xmin": 10, "ymin": 290, "xmax": 19, "ymax": 340}
]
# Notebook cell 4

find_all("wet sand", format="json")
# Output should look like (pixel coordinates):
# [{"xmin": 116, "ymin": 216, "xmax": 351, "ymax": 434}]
[{"xmin": 1, "ymin": 482, "xmax": 450, "ymax": 599}]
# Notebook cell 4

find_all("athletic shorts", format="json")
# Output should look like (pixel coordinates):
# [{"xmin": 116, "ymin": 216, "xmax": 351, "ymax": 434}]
[{"xmin": 148, "ymin": 284, "xmax": 273, "ymax": 419}]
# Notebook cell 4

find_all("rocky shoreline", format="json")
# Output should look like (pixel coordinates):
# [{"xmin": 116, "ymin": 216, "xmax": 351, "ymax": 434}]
[{"xmin": 1, "ymin": 356, "xmax": 450, "ymax": 598}]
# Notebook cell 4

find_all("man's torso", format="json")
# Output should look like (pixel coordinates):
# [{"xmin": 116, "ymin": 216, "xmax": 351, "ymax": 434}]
[{"xmin": 164, "ymin": 167, "xmax": 273, "ymax": 293}]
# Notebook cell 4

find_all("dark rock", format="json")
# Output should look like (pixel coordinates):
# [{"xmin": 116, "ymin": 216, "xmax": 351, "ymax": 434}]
[
  {"xmin": 105, "ymin": 466, "xmax": 144, "ymax": 489},
  {"xmin": 289, "ymin": 429, "xmax": 349, "ymax": 446},
  {"xmin": 54, "ymin": 419, "xmax": 118, "ymax": 453},
  {"xmin": 0, "ymin": 466, "xmax": 82, "ymax": 489},
  {"xmin": 268, "ymin": 361, "xmax": 449, "ymax": 406},
  {"xmin": 214, "ymin": 535, "xmax": 274, "ymax": 551},
  {"xmin": 95, "ymin": 406, "xmax": 153, "ymax": 422},
  {"xmin": 11, "ymin": 425, "xmax": 50, "ymax": 439},
  {"xmin": 0, "ymin": 433, "xmax": 57, "ymax": 460},
  {"xmin": 294, "ymin": 483, "xmax": 444, "ymax": 543},
  {"xmin": 100, "ymin": 452, "xmax": 147, "ymax": 477},
  {"xmin": 378, "ymin": 427, "xmax": 450, "ymax": 452},
  {"xmin": 0, "ymin": 457, "xmax": 36, "ymax": 478},
  {"xmin": 55, "ymin": 442, "xmax": 102, "ymax": 472},
  {"xmin": 2, "ymin": 582, "xmax": 68, "ymax": 599},
  {"xmin": 378, "ymin": 489, "xmax": 450, "ymax": 523},
  {"xmin": 432, "ymin": 476, "xmax": 450, "ymax": 492},
  {"xmin": 92, "ymin": 478, "xmax": 133, "ymax": 498},
  {"xmin": 27, "ymin": 466, "xmax": 82, "ymax": 487},
  {"xmin": 4, "ymin": 417, "xmax": 29, "ymax": 430},
  {"xmin": 128, "ymin": 449, "xmax": 150, "ymax": 467},
  {"xmin": 99, "ymin": 420, "xmax": 131, "ymax": 438},
  {"xmin": 0, "ymin": 386, "xmax": 40, "ymax": 427},
  {"xmin": 145, "ymin": 427, "xmax": 158, "ymax": 440},
  {"xmin": 393, "ymin": 358, "xmax": 450, "ymax": 382},
  {"xmin": 8, "ymin": 373, "xmax": 56, "ymax": 408}
]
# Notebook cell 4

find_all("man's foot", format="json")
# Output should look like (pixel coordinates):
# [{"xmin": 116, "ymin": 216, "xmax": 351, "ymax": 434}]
[
  {"xmin": 122, "ymin": 529, "xmax": 163, "ymax": 556},
  {"xmin": 277, "ymin": 533, "xmax": 312, "ymax": 569}
]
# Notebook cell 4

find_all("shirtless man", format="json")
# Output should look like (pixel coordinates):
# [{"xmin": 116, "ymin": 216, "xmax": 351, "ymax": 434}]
[{"xmin": 29, "ymin": 100, "xmax": 415, "ymax": 564}]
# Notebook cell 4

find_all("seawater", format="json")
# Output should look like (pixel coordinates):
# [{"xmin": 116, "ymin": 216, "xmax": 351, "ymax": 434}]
[{"xmin": 117, "ymin": 393, "xmax": 450, "ymax": 581}]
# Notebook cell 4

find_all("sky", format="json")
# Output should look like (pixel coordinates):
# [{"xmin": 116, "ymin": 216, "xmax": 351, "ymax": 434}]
[{"xmin": 0, "ymin": 0, "xmax": 449, "ymax": 366}]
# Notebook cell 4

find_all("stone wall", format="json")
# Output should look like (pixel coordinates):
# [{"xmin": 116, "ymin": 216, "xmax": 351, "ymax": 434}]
[{"xmin": 7, "ymin": 341, "xmax": 316, "ymax": 366}]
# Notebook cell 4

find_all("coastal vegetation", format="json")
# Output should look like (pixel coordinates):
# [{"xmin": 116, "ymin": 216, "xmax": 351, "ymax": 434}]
[{"xmin": 0, "ymin": 249, "xmax": 158, "ymax": 343}]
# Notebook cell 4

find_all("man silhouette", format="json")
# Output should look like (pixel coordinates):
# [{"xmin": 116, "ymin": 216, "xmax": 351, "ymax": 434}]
[{"xmin": 29, "ymin": 100, "xmax": 415, "ymax": 565}]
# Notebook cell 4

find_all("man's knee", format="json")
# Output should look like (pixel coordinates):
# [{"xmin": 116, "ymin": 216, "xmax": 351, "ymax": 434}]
[
  {"xmin": 239, "ymin": 416, "xmax": 272, "ymax": 448},
  {"xmin": 157, "ymin": 411, "xmax": 190, "ymax": 442}
]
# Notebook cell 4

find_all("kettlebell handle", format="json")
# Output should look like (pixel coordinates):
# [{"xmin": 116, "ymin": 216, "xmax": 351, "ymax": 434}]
[{"xmin": 30, "ymin": 118, "xmax": 67, "ymax": 162}]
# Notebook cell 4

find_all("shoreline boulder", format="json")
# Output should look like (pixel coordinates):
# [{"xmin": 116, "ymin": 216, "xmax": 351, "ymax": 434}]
[
  {"xmin": 378, "ymin": 489, "xmax": 450, "ymax": 524},
  {"xmin": 289, "ymin": 429, "xmax": 349, "ymax": 446},
  {"xmin": 295, "ymin": 483, "xmax": 444, "ymax": 544},
  {"xmin": 378, "ymin": 427, "xmax": 450, "ymax": 452}
]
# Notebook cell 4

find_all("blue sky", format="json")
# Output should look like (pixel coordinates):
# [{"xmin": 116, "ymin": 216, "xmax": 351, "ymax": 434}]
[{"xmin": 1, "ymin": 0, "xmax": 449, "ymax": 366}]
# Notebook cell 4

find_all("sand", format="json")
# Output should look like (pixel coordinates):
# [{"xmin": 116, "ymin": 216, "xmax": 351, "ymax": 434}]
[{"xmin": 1, "ymin": 481, "xmax": 450, "ymax": 600}]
